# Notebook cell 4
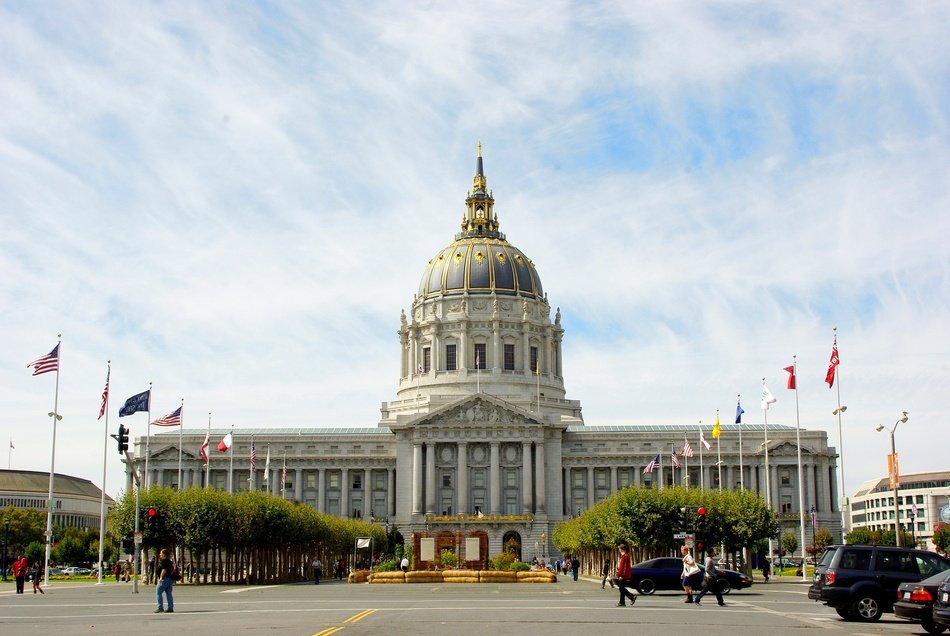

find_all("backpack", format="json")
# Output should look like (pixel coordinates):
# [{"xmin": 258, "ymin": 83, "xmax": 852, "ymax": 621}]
[{"xmin": 169, "ymin": 561, "xmax": 181, "ymax": 581}]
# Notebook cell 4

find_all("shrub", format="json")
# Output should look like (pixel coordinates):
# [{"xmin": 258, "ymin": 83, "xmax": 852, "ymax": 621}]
[
  {"xmin": 439, "ymin": 548, "xmax": 457, "ymax": 569},
  {"xmin": 376, "ymin": 558, "xmax": 398, "ymax": 572},
  {"xmin": 491, "ymin": 551, "xmax": 518, "ymax": 571},
  {"xmin": 510, "ymin": 561, "xmax": 531, "ymax": 572}
]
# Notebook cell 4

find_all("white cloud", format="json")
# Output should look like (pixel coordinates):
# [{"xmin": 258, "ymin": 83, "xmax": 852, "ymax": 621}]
[{"xmin": 1, "ymin": 1, "xmax": 948, "ymax": 499}]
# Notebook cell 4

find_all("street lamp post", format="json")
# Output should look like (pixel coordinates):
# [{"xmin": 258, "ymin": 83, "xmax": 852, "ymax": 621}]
[
  {"xmin": 876, "ymin": 411, "xmax": 909, "ymax": 547},
  {"xmin": 810, "ymin": 505, "xmax": 817, "ymax": 563}
]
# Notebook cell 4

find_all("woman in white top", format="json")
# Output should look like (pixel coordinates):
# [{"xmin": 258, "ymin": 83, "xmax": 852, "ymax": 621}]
[{"xmin": 680, "ymin": 545, "xmax": 700, "ymax": 603}]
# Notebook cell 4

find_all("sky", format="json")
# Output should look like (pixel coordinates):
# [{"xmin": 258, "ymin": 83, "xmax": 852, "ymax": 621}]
[{"xmin": 2, "ymin": 1, "xmax": 948, "ymax": 501}]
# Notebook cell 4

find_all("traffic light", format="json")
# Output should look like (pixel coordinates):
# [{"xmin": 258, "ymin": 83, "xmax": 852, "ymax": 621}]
[
  {"xmin": 697, "ymin": 506, "xmax": 707, "ymax": 530},
  {"xmin": 117, "ymin": 424, "xmax": 129, "ymax": 453},
  {"xmin": 145, "ymin": 506, "xmax": 159, "ymax": 530}
]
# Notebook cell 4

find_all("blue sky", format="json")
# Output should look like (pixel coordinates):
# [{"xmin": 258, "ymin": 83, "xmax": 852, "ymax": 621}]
[{"xmin": 2, "ymin": 1, "xmax": 948, "ymax": 500}]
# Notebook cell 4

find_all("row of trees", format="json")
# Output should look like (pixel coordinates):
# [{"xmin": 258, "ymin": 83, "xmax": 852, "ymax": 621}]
[
  {"xmin": 552, "ymin": 486, "xmax": 777, "ymax": 569},
  {"xmin": 110, "ymin": 487, "xmax": 386, "ymax": 584},
  {"xmin": 1, "ymin": 506, "xmax": 116, "ymax": 568}
]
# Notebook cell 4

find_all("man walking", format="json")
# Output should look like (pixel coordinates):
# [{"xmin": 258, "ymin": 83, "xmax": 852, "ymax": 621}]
[
  {"xmin": 695, "ymin": 548, "xmax": 725, "ymax": 607},
  {"xmin": 12, "ymin": 555, "xmax": 28, "ymax": 594},
  {"xmin": 615, "ymin": 543, "xmax": 638, "ymax": 607}
]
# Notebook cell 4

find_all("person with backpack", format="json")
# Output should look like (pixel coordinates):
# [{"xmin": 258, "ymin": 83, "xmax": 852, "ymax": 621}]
[
  {"xmin": 155, "ymin": 548, "xmax": 178, "ymax": 613},
  {"xmin": 695, "ymin": 548, "xmax": 725, "ymax": 607}
]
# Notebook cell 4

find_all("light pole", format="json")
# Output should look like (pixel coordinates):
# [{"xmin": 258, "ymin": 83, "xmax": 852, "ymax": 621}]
[
  {"xmin": 810, "ymin": 505, "xmax": 817, "ymax": 564},
  {"xmin": 876, "ymin": 411, "xmax": 909, "ymax": 547},
  {"xmin": 832, "ymin": 405, "xmax": 848, "ymax": 540}
]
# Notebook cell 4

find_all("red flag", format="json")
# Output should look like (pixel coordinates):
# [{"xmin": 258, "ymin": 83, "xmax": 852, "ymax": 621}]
[
  {"xmin": 784, "ymin": 365, "xmax": 796, "ymax": 390},
  {"xmin": 825, "ymin": 337, "xmax": 839, "ymax": 387},
  {"xmin": 217, "ymin": 432, "xmax": 232, "ymax": 452},
  {"xmin": 200, "ymin": 431, "xmax": 210, "ymax": 463}
]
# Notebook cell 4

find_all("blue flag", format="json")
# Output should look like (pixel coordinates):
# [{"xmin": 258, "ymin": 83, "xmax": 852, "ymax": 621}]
[
  {"xmin": 119, "ymin": 390, "xmax": 150, "ymax": 417},
  {"xmin": 735, "ymin": 400, "xmax": 745, "ymax": 424}
]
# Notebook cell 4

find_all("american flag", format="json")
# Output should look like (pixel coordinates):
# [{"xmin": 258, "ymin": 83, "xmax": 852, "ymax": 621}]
[
  {"xmin": 280, "ymin": 459, "xmax": 287, "ymax": 489},
  {"xmin": 671, "ymin": 447, "xmax": 681, "ymax": 468},
  {"xmin": 98, "ymin": 367, "xmax": 110, "ymax": 420},
  {"xmin": 28, "ymin": 344, "xmax": 60, "ymax": 376},
  {"xmin": 250, "ymin": 440, "xmax": 257, "ymax": 472},
  {"xmin": 681, "ymin": 437, "xmax": 694, "ymax": 458},
  {"xmin": 643, "ymin": 454, "xmax": 660, "ymax": 473},
  {"xmin": 152, "ymin": 407, "xmax": 182, "ymax": 427}
]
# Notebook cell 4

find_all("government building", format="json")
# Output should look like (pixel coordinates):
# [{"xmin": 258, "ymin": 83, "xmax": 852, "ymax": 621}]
[
  {"xmin": 849, "ymin": 470, "xmax": 950, "ymax": 551},
  {"xmin": 128, "ymin": 150, "xmax": 842, "ymax": 560}
]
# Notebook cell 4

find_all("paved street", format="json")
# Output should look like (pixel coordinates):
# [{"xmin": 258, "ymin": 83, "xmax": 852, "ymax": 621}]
[{"xmin": 0, "ymin": 575, "xmax": 932, "ymax": 636}]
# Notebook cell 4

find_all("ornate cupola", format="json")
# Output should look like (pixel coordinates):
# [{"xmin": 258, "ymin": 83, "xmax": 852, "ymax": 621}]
[{"xmin": 460, "ymin": 142, "xmax": 500, "ymax": 238}]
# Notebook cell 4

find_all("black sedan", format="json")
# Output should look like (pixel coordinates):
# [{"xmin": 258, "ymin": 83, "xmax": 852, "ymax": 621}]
[
  {"xmin": 894, "ymin": 570, "xmax": 950, "ymax": 634},
  {"xmin": 934, "ymin": 576, "xmax": 950, "ymax": 632},
  {"xmin": 630, "ymin": 557, "xmax": 753, "ymax": 595}
]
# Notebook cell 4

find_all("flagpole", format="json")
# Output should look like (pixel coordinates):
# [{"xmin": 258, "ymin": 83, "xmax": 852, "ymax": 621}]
[
  {"xmin": 683, "ymin": 437, "xmax": 689, "ymax": 487},
  {"xmin": 716, "ymin": 410, "xmax": 722, "ymax": 491},
  {"xmin": 659, "ymin": 451, "xmax": 664, "ymax": 491},
  {"xmin": 281, "ymin": 452, "xmax": 287, "ymax": 500},
  {"xmin": 792, "ymin": 355, "xmax": 808, "ymax": 581},
  {"xmin": 178, "ymin": 398, "xmax": 184, "ymax": 489},
  {"xmin": 228, "ymin": 424, "xmax": 234, "ymax": 494},
  {"xmin": 144, "ymin": 381, "xmax": 153, "ymax": 488},
  {"xmin": 699, "ymin": 422, "xmax": 705, "ymax": 491},
  {"xmin": 43, "ymin": 334, "xmax": 62, "ymax": 588},
  {"xmin": 536, "ymin": 364, "xmax": 540, "ymax": 412},
  {"xmin": 763, "ymin": 377, "xmax": 773, "ymax": 560},
  {"xmin": 737, "ymin": 396, "xmax": 745, "ymax": 491},
  {"xmin": 264, "ymin": 444, "xmax": 270, "ymax": 493},
  {"xmin": 96, "ymin": 362, "xmax": 111, "ymax": 585},
  {"xmin": 832, "ymin": 327, "xmax": 848, "ymax": 542},
  {"xmin": 7, "ymin": 437, "xmax": 12, "ymax": 469},
  {"xmin": 249, "ymin": 435, "xmax": 255, "ymax": 491},
  {"xmin": 205, "ymin": 413, "xmax": 211, "ymax": 489}
]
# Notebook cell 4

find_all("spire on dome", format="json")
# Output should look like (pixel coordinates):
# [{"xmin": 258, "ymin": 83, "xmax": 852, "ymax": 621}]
[{"xmin": 460, "ymin": 143, "xmax": 500, "ymax": 238}]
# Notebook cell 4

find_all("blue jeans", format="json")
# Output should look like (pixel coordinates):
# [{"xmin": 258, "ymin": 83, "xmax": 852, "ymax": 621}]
[{"xmin": 156, "ymin": 576, "xmax": 174, "ymax": 610}]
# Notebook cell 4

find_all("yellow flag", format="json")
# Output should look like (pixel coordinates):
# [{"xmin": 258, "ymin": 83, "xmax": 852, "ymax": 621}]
[{"xmin": 712, "ymin": 414, "xmax": 721, "ymax": 439}]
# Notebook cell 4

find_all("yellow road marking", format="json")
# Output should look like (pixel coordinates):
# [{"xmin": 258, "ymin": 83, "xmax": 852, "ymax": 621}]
[
  {"xmin": 312, "ymin": 627, "xmax": 344, "ymax": 636},
  {"xmin": 343, "ymin": 608, "xmax": 378, "ymax": 623}
]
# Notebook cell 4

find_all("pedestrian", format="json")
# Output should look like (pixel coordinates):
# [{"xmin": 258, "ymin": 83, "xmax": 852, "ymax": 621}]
[
  {"xmin": 12, "ymin": 554, "xmax": 28, "ymax": 594},
  {"xmin": 113, "ymin": 562, "xmax": 121, "ymax": 582},
  {"xmin": 680, "ymin": 545, "xmax": 700, "ymax": 603},
  {"xmin": 31, "ymin": 561, "xmax": 45, "ymax": 594},
  {"xmin": 155, "ymin": 548, "xmax": 176, "ymax": 613},
  {"xmin": 571, "ymin": 556, "xmax": 580, "ymax": 581},
  {"xmin": 695, "ymin": 548, "xmax": 725, "ymax": 607},
  {"xmin": 615, "ymin": 543, "xmax": 637, "ymax": 607},
  {"xmin": 762, "ymin": 557, "xmax": 771, "ymax": 583},
  {"xmin": 400, "ymin": 556, "xmax": 409, "ymax": 573},
  {"xmin": 601, "ymin": 559, "xmax": 614, "ymax": 589},
  {"xmin": 312, "ymin": 557, "xmax": 322, "ymax": 584}
]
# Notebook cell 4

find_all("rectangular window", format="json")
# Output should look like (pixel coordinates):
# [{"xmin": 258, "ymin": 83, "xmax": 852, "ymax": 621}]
[
  {"xmin": 352, "ymin": 472, "xmax": 362, "ymax": 490},
  {"xmin": 473, "ymin": 497, "xmax": 484, "ymax": 514},
  {"xmin": 327, "ymin": 498, "xmax": 340, "ymax": 516},
  {"xmin": 618, "ymin": 469, "xmax": 632, "ymax": 489},
  {"xmin": 573, "ymin": 470, "xmax": 584, "ymax": 488},
  {"xmin": 595, "ymin": 470, "xmax": 608, "ymax": 488},
  {"xmin": 442, "ymin": 472, "xmax": 452, "ymax": 488},
  {"xmin": 423, "ymin": 347, "xmax": 431, "ymax": 372},
  {"xmin": 504, "ymin": 343, "xmax": 515, "ymax": 370},
  {"xmin": 506, "ymin": 469, "xmax": 517, "ymax": 487},
  {"xmin": 474, "ymin": 343, "xmax": 487, "ymax": 369},
  {"xmin": 374, "ymin": 472, "xmax": 387, "ymax": 489},
  {"xmin": 328, "ymin": 472, "xmax": 340, "ymax": 489},
  {"xmin": 442, "ymin": 497, "xmax": 453, "ymax": 516},
  {"xmin": 446, "ymin": 344, "xmax": 457, "ymax": 371},
  {"xmin": 781, "ymin": 495, "xmax": 793, "ymax": 514},
  {"xmin": 780, "ymin": 470, "xmax": 790, "ymax": 485},
  {"xmin": 530, "ymin": 346, "xmax": 538, "ymax": 373},
  {"xmin": 473, "ymin": 470, "xmax": 485, "ymax": 488},
  {"xmin": 505, "ymin": 496, "xmax": 518, "ymax": 515},
  {"xmin": 840, "ymin": 548, "xmax": 873, "ymax": 571},
  {"xmin": 305, "ymin": 472, "xmax": 317, "ymax": 488}
]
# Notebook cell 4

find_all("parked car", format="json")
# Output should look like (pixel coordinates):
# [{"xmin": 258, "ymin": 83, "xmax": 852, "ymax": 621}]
[
  {"xmin": 62, "ymin": 566, "xmax": 92, "ymax": 576},
  {"xmin": 933, "ymin": 576, "xmax": 950, "ymax": 631},
  {"xmin": 808, "ymin": 544, "xmax": 950, "ymax": 622},
  {"xmin": 772, "ymin": 557, "xmax": 801, "ymax": 570},
  {"xmin": 894, "ymin": 569, "xmax": 950, "ymax": 634},
  {"xmin": 630, "ymin": 557, "xmax": 753, "ymax": 595}
]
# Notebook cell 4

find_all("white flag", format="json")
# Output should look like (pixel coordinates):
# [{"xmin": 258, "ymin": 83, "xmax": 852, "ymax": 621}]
[
  {"xmin": 761, "ymin": 384, "xmax": 776, "ymax": 410},
  {"xmin": 357, "ymin": 538, "xmax": 371, "ymax": 549},
  {"xmin": 263, "ymin": 447, "xmax": 271, "ymax": 482},
  {"xmin": 699, "ymin": 430, "xmax": 711, "ymax": 451}
]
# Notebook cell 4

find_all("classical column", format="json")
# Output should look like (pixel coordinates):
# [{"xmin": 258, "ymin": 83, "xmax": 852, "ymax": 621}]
[
  {"xmin": 611, "ymin": 466, "xmax": 618, "ymax": 494},
  {"xmin": 362, "ymin": 470, "xmax": 370, "ymax": 519},
  {"xmin": 341, "ymin": 467, "xmax": 350, "ymax": 517},
  {"xmin": 294, "ymin": 468, "xmax": 303, "ymax": 501},
  {"xmin": 412, "ymin": 444, "xmax": 423, "ymax": 514},
  {"xmin": 535, "ymin": 441, "xmax": 546, "ymax": 513},
  {"xmin": 770, "ymin": 464, "xmax": 779, "ymax": 510},
  {"xmin": 425, "ymin": 445, "xmax": 436, "ymax": 515},
  {"xmin": 460, "ymin": 324, "xmax": 468, "ymax": 370},
  {"xmin": 387, "ymin": 467, "xmax": 395, "ymax": 518},
  {"xmin": 492, "ymin": 321, "xmax": 500, "ymax": 371},
  {"xmin": 586, "ymin": 466, "xmax": 594, "ymax": 510},
  {"xmin": 820, "ymin": 460, "xmax": 832, "ymax": 513},
  {"xmin": 490, "ymin": 442, "xmax": 501, "ymax": 515},
  {"xmin": 317, "ymin": 468, "xmax": 326, "ymax": 514},
  {"xmin": 457, "ymin": 442, "xmax": 468, "ymax": 515},
  {"xmin": 522, "ymin": 326, "xmax": 531, "ymax": 378},
  {"xmin": 522, "ymin": 442, "xmax": 533, "ymax": 513}
]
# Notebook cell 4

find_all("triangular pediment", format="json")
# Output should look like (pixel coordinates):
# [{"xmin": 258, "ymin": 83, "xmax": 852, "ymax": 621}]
[
  {"xmin": 151, "ymin": 446, "xmax": 199, "ymax": 460},
  {"xmin": 408, "ymin": 394, "xmax": 543, "ymax": 429},
  {"xmin": 765, "ymin": 441, "xmax": 813, "ymax": 456}
]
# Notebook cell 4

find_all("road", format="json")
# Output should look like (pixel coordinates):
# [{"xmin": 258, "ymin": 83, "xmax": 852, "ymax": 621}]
[{"xmin": 0, "ymin": 575, "xmax": 932, "ymax": 635}]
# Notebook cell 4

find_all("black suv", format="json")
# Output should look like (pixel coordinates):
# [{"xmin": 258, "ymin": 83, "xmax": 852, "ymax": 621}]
[{"xmin": 808, "ymin": 544, "xmax": 950, "ymax": 622}]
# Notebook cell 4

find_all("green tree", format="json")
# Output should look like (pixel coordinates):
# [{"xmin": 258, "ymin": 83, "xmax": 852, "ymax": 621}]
[
  {"xmin": 25, "ymin": 541, "xmax": 45, "ymax": 565},
  {"xmin": 781, "ymin": 531, "xmax": 798, "ymax": 557},
  {"xmin": 0, "ymin": 506, "xmax": 45, "ymax": 554},
  {"xmin": 844, "ymin": 527, "xmax": 875, "ymax": 545},
  {"xmin": 933, "ymin": 526, "xmax": 950, "ymax": 553},
  {"xmin": 54, "ymin": 535, "xmax": 86, "ymax": 566}
]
